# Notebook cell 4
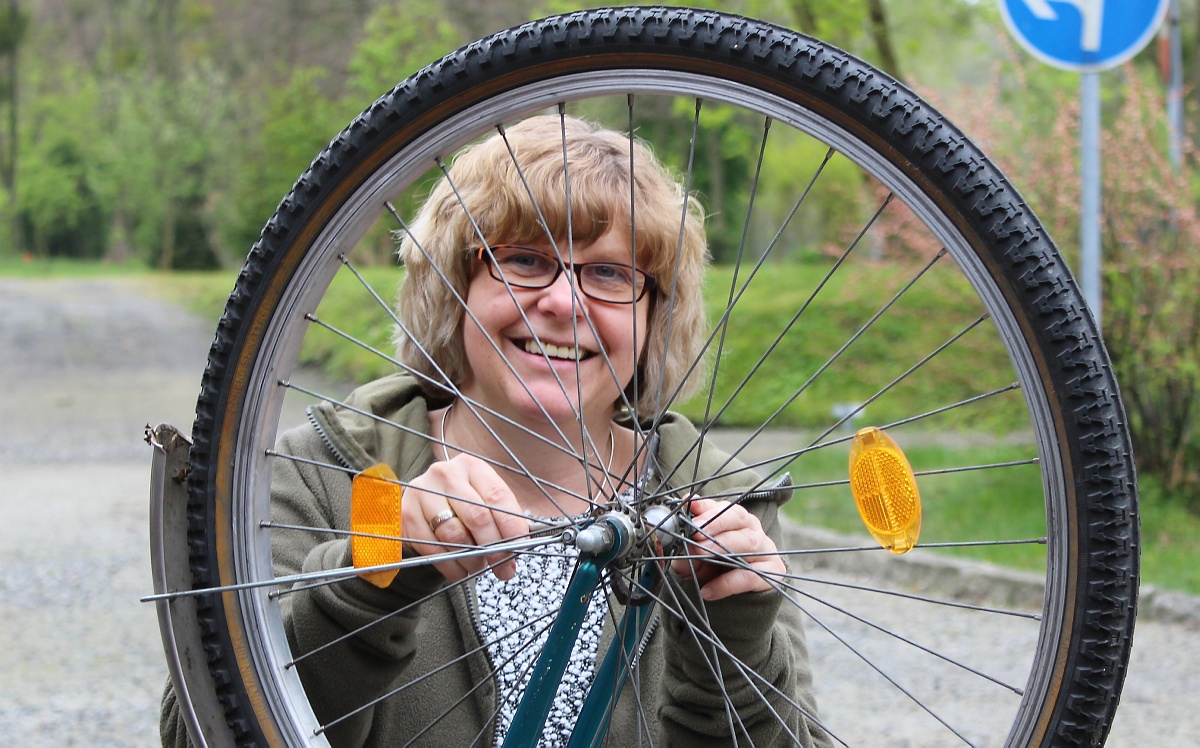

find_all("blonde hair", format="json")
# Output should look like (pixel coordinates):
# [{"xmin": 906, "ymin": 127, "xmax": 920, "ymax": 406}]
[{"xmin": 395, "ymin": 114, "xmax": 709, "ymax": 414}]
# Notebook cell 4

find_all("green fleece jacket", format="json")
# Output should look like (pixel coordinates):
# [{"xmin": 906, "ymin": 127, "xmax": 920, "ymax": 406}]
[{"xmin": 162, "ymin": 374, "xmax": 829, "ymax": 747}]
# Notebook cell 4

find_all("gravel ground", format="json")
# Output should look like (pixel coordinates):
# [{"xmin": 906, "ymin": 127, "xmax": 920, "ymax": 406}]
[{"xmin": 0, "ymin": 276, "xmax": 1195, "ymax": 746}]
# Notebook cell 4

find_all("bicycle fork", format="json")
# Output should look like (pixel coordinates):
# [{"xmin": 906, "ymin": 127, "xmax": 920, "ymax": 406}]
[{"xmin": 502, "ymin": 511, "xmax": 668, "ymax": 748}]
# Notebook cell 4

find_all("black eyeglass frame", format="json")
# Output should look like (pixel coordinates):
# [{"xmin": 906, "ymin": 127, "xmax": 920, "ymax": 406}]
[{"xmin": 475, "ymin": 244, "xmax": 658, "ymax": 304}]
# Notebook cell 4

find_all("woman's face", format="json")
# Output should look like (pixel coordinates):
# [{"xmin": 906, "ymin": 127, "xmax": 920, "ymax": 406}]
[{"xmin": 458, "ymin": 229, "xmax": 652, "ymax": 428}]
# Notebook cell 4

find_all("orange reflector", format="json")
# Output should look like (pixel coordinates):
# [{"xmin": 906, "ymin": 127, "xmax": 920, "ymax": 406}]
[
  {"xmin": 351, "ymin": 463, "xmax": 403, "ymax": 588},
  {"xmin": 848, "ymin": 427, "xmax": 921, "ymax": 555}
]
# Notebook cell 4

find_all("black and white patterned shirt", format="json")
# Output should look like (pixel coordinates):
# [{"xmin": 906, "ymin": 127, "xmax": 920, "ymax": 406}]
[
  {"xmin": 476, "ymin": 541, "xmax": 607, "ymax": 746},
  {"xmin": 476, "ymin": 439, "xmax": 658, "ymax": 745}
]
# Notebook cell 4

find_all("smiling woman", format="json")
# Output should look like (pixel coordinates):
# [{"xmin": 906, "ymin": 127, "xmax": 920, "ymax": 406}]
[
  {"xmin": 160, "ymin": 114, "xmax": 827, "ymax": 747},
  {"xmin": 274, "ymin": 115, "xmax": 814, "ymax": 744}
]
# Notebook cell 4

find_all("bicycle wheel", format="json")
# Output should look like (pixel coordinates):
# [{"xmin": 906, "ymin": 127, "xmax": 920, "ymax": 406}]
[{"xmin": 173, "ymin": 7, "xmax": 1138, "ymax": 746}]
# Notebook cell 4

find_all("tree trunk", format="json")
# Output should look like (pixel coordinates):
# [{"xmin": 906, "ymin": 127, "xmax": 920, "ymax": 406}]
[
  {"xmin": 5, "ymin": 39, "xmax": 15, "ymax": 256},
  {"xmin": 866, "ymin": 0, "xmax": 904, "ymax": 82},
  {"xmin": 785, "ymin": 0, "xmax": 818, "ymax": 34},
  {"xmin": 1, "ymin": 0, "xmax": 22, "ymax": 256},
  {"xmin": 158, "ymin": 200, "xmax": 177, "ymax": 270}
]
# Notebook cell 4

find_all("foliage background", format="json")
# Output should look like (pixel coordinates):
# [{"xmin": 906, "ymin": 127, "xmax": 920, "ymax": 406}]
[{"xmin": 2, "ymin": 0, "xmax": 1199, "ymax": 516}]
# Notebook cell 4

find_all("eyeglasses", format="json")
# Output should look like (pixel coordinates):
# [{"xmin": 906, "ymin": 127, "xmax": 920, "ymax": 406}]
[{"xmin": 476, "ymin": 245, "xmax": 657, "ymax": 304}]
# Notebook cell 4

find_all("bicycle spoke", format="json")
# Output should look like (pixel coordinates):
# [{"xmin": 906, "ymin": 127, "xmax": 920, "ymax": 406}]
[
  {"xmin": 285, "ymin": 556, "xmax": 523, "ymax": 668},
  {"xmin": 411, "ymin": 610, "xmax": 563, "ymax": 747},
  {"xmin": 665, "ymin": 520, "xmax": 1028, "ymax": 691},
  {"xmin": 807, "ymin": 313, "xmax": 992, "ymax": 443},
  {"xmin": 267, "ymin": 438, "xmax": 590, "ymax": 527},
  {"xmin": 668, "ymin": 246, "xmax": 950, "ymax": 495},
  {"xmin": 655, "ymin": 383, "xmax": 1028, "ymax": 500},
  {"xmin": 664, "ymin": 522, "xmax": 1001, "ymax": 742},
  {"xmin": 278, "ymin": 381, "xmax": 613, "ymax": 516},
  {"xmin": 385, "ymin": 208, "xmax": 607, "ymax": 521},
  {"xmin": 321, "ymin": 607, "xmax": 559, "ymax": 738},
  {"xmin": 635, "ymin": 571, "xmax": 834, "ymax": 745},
  {"xmin": 325, "ymin": 254, "xmax": 619, "ymax": 513},
  {"xmin": 766, "ymin": 570, "xmax": 1041, "ymax": 621},
  {"xmin": 647, "ymin": 537, "xmax": 1048, "ymax": 565},
  {"xmin": 644, "ymin": 191, "xmax": 895, "ymax": 495},
  {"xmin": 141, "ymin": 534, "xmax": 565, "ymax": 602}
]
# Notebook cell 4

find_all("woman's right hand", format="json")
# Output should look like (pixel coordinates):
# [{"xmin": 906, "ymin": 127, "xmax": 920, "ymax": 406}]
[{"xmin": 402, "ymin": 454, "xmax": 527, "ymax": 583}]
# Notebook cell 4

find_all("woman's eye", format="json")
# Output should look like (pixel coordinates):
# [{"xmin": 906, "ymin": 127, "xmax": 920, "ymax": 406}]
[
  {"xmin": 587, "ymin": 264, "xmax": 633, "ymax": 285},
  {"xmin": 503, "ymin": 252, "xmax": 554, "ymax": 274}
]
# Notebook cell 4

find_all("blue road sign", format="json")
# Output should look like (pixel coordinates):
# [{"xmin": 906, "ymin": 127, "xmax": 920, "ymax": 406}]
[{"xmin": 999, "ymin": 0, "xmax": 1169, "ymax": 72}]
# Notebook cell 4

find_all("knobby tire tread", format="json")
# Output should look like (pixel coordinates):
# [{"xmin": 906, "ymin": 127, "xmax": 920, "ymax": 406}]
[{"xmin": 184, "ymin": 7, "xmax": 1138, "ymax": 746}]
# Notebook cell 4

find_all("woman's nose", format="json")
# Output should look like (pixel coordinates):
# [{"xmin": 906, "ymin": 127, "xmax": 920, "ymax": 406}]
[{"xmin": 537, "ymin": 268, "xmax": 585, "ymax": 314}]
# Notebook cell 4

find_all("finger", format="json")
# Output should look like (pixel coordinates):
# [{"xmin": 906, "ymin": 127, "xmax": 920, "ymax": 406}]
[
  {"xmin": 448, "ymin": 457, "xmax": 522, "ymax": 580},
  {"xmin": 688, "ymin": 498, "xmax": 761, "ymax": 536},
  {"xmin": 672, "ymin": 531, "xmax": 754, "ymax": 589},
  {"xmin": 676, "ymin": 497, "xmax": 784, "ymax": 598},
  {"xmin": 425, "ymin": 511, "xmax": 481, "ymax": 583},
  {"xmin": 698, "ymin": 564, "xmax": 776, "ymax": 601},
  {"xmin": 670, "ymin": 497, "xmax": 726, "ymax": 580},
  {"xmin": 401, "ymin": 463, "xmax": 486, "ymax": 581}
]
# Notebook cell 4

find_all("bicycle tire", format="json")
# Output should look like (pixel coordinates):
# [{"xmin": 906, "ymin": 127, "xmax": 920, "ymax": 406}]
[{"xmin": 178, "ymin": 7, "xmax": 1138, "ymax": 746}]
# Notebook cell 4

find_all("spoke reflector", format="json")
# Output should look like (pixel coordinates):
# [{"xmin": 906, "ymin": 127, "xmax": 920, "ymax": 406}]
[
  {"xmin": 351, "ymin": 463, "xmax": 403, "ymax": 587},
  {"xmin": 849, "ymin": 427, "xmax": 921, "ymax": 554}
]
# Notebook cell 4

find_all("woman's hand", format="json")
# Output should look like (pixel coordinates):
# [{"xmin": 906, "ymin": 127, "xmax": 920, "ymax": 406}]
[
  {"xmin": 402, "ymin": 454, "xmax": 528, "ymax": 583},
  {"xmin": 670, "ymin": 497, "xmax": 786, "ymax": 601}
]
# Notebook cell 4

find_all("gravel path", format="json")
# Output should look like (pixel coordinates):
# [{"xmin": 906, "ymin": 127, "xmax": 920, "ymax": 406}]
[
  {"xmin": 0, "ymin": 276, "xmax": 1194, "ymax": 746},
  {"xmin": 0, "ymin": 277, "xmax": 209, "ymax": 746}
]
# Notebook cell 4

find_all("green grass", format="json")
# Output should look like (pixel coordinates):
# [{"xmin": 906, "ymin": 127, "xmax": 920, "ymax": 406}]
[
  {"xmin": 18, "ymin": 257, "xmax": 1197, "ymax": 595},
  {"xmin": 0, "ymin": 254, "xmax": 152, "ymax": 278},
  {"xmin": 1137, "ymin": 477, "xmax": 1200, "ymax": 594},
  {"xmin": 676, "ymin": 259, "xmax": 1026, "ymax": 433},
  {"xmin": 300, "ymin": 266, "xmax": 407, "ymax": 382}
]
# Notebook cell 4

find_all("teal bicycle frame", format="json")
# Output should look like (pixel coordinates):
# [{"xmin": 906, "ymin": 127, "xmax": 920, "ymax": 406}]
[{"xmin": 502, "ymin": 514, "xmax": 661, "ymax": 747}]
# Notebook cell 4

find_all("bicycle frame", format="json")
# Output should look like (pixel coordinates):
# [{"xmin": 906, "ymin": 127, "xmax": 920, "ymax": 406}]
[{"xmin": 503, "ymin": 514, "xmax": 659, "ymax": 747}]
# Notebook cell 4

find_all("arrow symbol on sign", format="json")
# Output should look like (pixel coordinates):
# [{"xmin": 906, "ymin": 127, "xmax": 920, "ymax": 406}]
[
  {"xmin": 1022, "ymin": 0, "xmax": 1058, "ymax": 19},
  {"xmin": 1020, "ymin": 0, "xmax": 1104, "ymax": 51}
]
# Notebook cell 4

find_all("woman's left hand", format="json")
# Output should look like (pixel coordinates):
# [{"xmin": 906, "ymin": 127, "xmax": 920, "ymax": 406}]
[{"xmin": 669, "ymin": 497, "xmax": 786, "ymax": 601}]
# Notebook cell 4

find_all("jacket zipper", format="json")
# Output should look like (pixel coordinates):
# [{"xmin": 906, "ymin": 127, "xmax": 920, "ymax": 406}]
[
  {"xmin": 306, "ymin": 407, "xmax": 354, "ymax": 470},
  {"xmin": 632, "ymin": 606, "xmax": 661, "ymax": 666},
  {"xmin": 740, "ymin": 471, "xmax": 794, "ymax": 504},
  {"xmin": 458, "ymin": 583, "xmax": 503, "ymax": 748}
]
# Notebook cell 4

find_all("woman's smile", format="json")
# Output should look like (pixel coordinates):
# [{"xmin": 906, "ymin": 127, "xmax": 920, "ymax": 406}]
[{"xmin": 518, "ymin": 337, "xmax": 596, "ymax": 362}]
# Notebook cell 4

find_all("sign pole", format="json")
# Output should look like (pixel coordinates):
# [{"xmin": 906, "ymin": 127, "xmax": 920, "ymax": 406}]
[
  {"xmin": 999, "ymin": 0, "xmax": 1169, "ymax": 330},
  {"xmin": 1167, "ymin": 0, "xmax": 1183, "ymax": 168},
  {"xmin": 1079, "ymin": 71, "xmax": 1102, "ymax": 328}
]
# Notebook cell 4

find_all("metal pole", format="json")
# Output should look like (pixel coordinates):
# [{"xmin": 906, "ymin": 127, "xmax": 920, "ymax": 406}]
[
  {"xmin": 1080, "ymin": 71, "xmax": 1102, "ymax": 328},
  {"xmin": 1167, "ymin": 0, "xmax": 1183, "ymax": 168}
]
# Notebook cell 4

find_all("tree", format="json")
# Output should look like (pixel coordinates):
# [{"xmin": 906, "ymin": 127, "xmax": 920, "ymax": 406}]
[
  {"xmin": 0, "ymin": 0, "xmax": 27, "ymax": 255},
  {"xmin": 783, "ymin": 0, "xmax": 902, "ymax": 79},
  {"xmin": 18, "ymin": 67, "xmax": 108, "ymax": 259},
  {"xmin": 1099, "ymin": 76, "xmax": 1200, "ymax": 500}
]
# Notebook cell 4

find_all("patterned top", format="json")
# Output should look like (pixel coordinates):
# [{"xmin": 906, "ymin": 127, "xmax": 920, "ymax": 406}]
[
  {"xmin": 476, "ymin": 543, "xmax": 607, "ymax": 746},
  {"xmin": 475, "ymin": 450, "xmax": 657, "ymax": 746}
]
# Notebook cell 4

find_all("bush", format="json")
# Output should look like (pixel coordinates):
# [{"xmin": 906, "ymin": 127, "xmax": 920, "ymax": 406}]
[
  {"xmin": 1100, "ymin": 80, "xmax": 1200, "ymax": 499},
  {"xmin": 918, "ymin": 66, "xmax": 1200, "ymax": 511}
]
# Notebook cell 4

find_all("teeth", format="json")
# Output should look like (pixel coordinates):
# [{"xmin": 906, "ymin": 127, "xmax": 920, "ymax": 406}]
[{"xmin": 524, "ymin": 339, "xmax": 584, "ymax": 361}]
